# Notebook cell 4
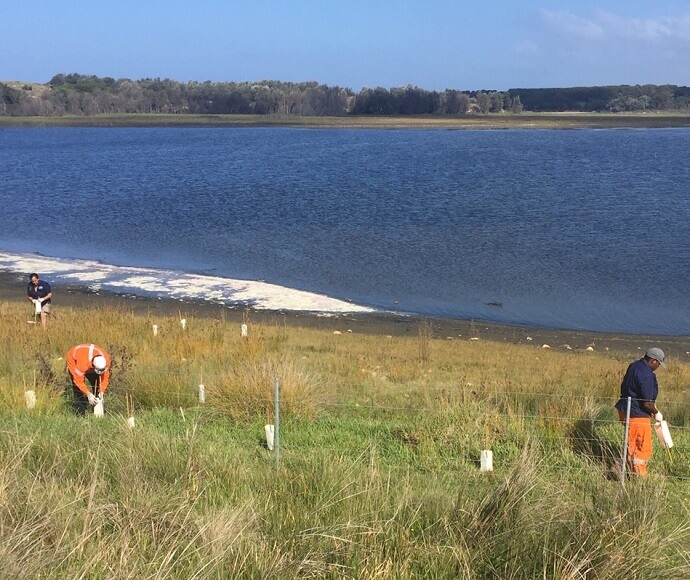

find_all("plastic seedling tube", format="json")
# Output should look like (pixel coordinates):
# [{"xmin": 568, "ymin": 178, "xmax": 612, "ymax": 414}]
[
  {"xmin": 127, "ymin": 416, "xmax": 136, "ymax": 429},
  {"xmin": 480, "ymin": 449, "xmax": 493, "ymax": 472},
  {"xmin": 152, "ymin": 324, "xmax": 158, "ymax": 336},
  {"xmin": 25, "ymin": 390, "xmax": 37, "ymax": 409},
  {"xmin": 655, "ymin": 420, "xmax": 673, "ymax": 449},
  {"xmin": 241, "ymin": 323, "xmax": 248, "ymax": 337},
  {"xmin": 94, "ymin": 399, "xmax": 104, "ymax": 417},
  {"xmin": 180, "ymin": 319, "xmax": 187, "ymax": 330},
  {"xmin": 265, "ymin": 424, "xmax": 275, "ymax": 450},
  {"xmin": 198, "ymin": 384, "xmax": 206, "ymax": 404},
  {"xmin": 34, "ymin": 300, "xmax": 42, "ymax": 314}
]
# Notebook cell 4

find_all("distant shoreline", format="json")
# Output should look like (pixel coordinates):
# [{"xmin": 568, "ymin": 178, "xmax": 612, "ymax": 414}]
[{"xmin": 2, "ymin": 112, "xmax": 690, "ymax": 130}]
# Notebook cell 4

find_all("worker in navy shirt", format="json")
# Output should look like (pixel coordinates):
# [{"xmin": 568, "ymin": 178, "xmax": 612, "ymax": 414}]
[
  {"xmin": 614, "ymin": 347, "xmax": 665, "ymax": 476},
  {"xmin": 27, "ymin": 273, "xmax": 52, "ymax": 328}
]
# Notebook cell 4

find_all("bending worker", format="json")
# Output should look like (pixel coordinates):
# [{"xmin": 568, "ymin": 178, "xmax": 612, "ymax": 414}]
[
  {"xmin": 614, "ymin": 347, "xmax": 666, "ymax": 476},
  {"xmin": 66, "ymin": 343, "xmax": 111, "ymax": 415}
]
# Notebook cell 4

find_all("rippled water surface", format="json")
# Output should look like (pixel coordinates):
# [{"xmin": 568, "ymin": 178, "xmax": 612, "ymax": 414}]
[{"xmin": 1, "ymin": 126, "xmax": 688, "ymax": 334}]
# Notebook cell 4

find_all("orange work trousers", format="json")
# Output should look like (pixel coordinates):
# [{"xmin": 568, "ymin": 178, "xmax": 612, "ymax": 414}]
[{"xmin": 618, "ymin": 410, "xmax": 652, "ymax": 476}]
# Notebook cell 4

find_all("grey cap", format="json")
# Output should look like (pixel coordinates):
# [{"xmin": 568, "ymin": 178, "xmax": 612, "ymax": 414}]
[{"xmin": 645, "ymin": 347, "xmax": 666, "ymax": 367}]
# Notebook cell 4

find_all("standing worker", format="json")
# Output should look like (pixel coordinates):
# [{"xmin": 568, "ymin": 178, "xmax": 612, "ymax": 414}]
[
  {"xmin": 614, "ymin": 347, "xmax": 666, "ymax": 476},
  {"xmin": 27, "ymin": 273, "xmax": 52, "ymax": 328},
  {"xmin": 66, "ymin": 343, "xmax": 111, "ymax": 415}
]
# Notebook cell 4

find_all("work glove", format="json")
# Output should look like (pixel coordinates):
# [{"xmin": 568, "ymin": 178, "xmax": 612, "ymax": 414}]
[
  {"xmin": 654, "ymin": 411, "xmax": 663, "ymax": 422},
  {"xmin": 86, "ymin": 392, "xmax": 97, "ymax": 406},
  {"xmin": 95, "ymin": 394, "xmax": 104, "ymax": 405}
]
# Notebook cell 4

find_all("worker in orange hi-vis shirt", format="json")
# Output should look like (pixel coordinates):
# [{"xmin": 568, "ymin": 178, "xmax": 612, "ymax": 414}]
[{"xmin": 66, "ymin": 343, "xmax": 112, "ymax": 415}]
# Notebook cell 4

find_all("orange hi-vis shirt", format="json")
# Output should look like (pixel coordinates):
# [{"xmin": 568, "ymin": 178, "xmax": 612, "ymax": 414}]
[{"xmin": 66, "ymin": 343, "xmax": 111, "ymax": 395}]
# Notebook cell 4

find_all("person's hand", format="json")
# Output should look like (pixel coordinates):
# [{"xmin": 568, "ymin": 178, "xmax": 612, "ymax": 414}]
[
  {"xmin": 95, "ymin": 394, "xmax": 104, "ymax": 405},
  {"xmin": 655, "ymin": 411, "xmax": 663, "ymax": 422},
  {"xmin": 87, "ymin": 392, "xmax": 97, "ymax": 406}
]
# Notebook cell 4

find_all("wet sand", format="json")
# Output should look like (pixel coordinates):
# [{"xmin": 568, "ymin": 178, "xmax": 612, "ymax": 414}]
[{"xmin": 4, "ymin": 269, "xmax": 688, "ymax": 359}]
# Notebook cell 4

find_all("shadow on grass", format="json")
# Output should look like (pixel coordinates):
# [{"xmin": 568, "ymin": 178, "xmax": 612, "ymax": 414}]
[{"xmin": 570, "ymin": 415, "xmax": 624, "ymax": 481}]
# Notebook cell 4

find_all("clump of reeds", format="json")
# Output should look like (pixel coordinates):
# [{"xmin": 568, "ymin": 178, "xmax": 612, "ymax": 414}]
[
  {"xmin": 208, "ymin": 357, "xmax": 324, "ymax": 422},
  {"xmin": 442, "ymin": 442, "xmax": 690, "ymax": 577}
]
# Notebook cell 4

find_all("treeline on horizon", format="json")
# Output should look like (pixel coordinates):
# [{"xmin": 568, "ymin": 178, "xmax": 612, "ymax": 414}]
[{"xmin": 2, "ymin": 73, "xmax": 690, "ymax": 116}]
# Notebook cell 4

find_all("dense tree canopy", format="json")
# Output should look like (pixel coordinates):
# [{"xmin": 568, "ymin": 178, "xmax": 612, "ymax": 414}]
[
  {"xmin": 505, "ymin": 85, "xmax": 690, "ymax": 113},
  {"xmin": 1, "ymin": 74, "xmax": 689, "ymax": 117}
]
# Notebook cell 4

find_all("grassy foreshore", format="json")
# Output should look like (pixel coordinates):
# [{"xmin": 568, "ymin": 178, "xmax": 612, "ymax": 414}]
[
  {"xmin": 1, "ymin": 269, "xmax": 688, "ymax": 356},
  {"xmin": 2, "ymin": 111, "xmax": 690, "ymax": 129},
  {"xmin": 2, "ymin": 271, "xmax": 690, "ymax": 577}
]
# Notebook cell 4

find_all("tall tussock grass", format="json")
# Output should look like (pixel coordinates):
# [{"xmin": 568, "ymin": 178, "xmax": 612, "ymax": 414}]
[
  {"xmin": 3, "ymin": 411, "xmax": 690, "ymax": 577},
  {"xmin": 208, "ymin": 357, "xmax": 324, "ymax": 422},
  {"xmin": 445, "ymin": 444, "xmax": 690, "ymax": 578}
]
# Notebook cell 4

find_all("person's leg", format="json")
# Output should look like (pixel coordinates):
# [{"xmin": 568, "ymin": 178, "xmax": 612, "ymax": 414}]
[
  {"xmin": 618, "ymin": 412, "xmax": 652, "ymax": 476},
  {"xmin": 629, "ymin": 418, "xmax": 652, "ymax": 476},
  {"xmin": 71, "ymin": 382, "xmax": 89, "ymax": 416},
  {"xmin": 40, "ymin": 303, "xmax": 50, "ymax": 328}
]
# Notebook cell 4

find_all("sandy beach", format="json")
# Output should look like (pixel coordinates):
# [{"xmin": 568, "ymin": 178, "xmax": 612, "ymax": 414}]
[{"xmin": 4, "ymin": 269, "xmax": 688, "ymax": 359}]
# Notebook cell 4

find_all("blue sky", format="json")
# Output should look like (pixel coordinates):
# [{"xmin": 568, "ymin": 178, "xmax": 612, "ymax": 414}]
[{"xmin": 3, "ymin": 1, "xmax": 690, "ymax": 90}]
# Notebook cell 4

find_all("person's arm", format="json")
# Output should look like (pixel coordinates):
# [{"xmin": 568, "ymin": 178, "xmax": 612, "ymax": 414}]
[
  {"xmin": 67, "ymin": 358, "xmax": 89, "ymax": 394},
  {"xmin": 638, "ymin": 370, "xmax": 659, "ymax": 416},
  {"xmin": 98, "ymin": 369, "xmax": 111, "ymax": 393},
  {"xmin": 40, "ymin": 282, "xmax": 52, "ymax": 303}
]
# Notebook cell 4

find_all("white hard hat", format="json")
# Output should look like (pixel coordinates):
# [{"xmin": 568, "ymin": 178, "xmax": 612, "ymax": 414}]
[{"xmin": 92, "ymin": 355, "xmax": 107, "ymax": 374}]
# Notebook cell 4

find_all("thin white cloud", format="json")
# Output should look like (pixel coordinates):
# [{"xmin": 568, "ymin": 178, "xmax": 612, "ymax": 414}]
[
  {"xmin": 597, "ymin": 11, "xmax": 672, "ymax": 43},
  {"xmin": 540, "ymin": 9, "xmax": 690, "ymax": 46},
  {"xmin": 508, "ymin": 8, "xmax": 690, "ymax": 87},
  {"xmin": 539, "ymin": 9, "xmax": 604, "ymax": 40}
]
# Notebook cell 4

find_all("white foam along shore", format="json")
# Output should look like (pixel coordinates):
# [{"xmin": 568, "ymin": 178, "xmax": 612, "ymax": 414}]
[{"xmin": 0, "ymin": 251, "xmax": 376, "ymax": 314}]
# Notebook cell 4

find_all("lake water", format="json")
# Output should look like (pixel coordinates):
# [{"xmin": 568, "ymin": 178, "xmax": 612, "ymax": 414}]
[{"xmin": 0, "ymin": 126, "xmax": 688, "ymax": 335}]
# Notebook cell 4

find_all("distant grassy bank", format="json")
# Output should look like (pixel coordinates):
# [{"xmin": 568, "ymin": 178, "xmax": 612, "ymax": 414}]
[
  {"xmin": 2, "ymin": 297, "xmax": 690, "ymax": 577},
  {"xmin": 3, "ymin": 111, "xmax": 690, "ymax": 129}
]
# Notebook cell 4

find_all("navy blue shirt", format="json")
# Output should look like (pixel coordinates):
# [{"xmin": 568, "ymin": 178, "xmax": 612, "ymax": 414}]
[
  {"xmin": 27, "ymin": 280, "xmax": 52, "ymax": 304},
  {"xmin": 615, "ymin": 358, "xmax": 658, "ymax": 418}
]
